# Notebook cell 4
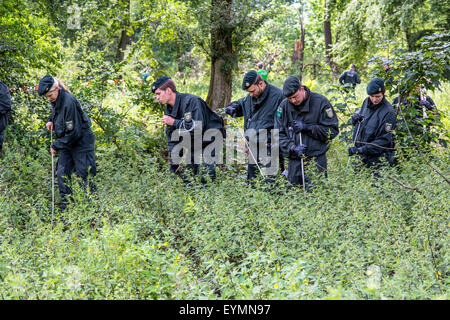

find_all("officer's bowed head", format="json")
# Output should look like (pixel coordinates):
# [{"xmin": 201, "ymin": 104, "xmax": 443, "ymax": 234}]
[
  {"xmin": 282, "ymin": 76, "xmax": 301, "ymax": 98},
  {"xmin": 38, "ymin": 74, "xmax": 55, "ymax": 96},
  {"xmin": 151, "ymin": 76, "xmax": 171, "ymax": 93},
  {"xmin": 242, "ymin": 70, "xmax": 260, "ymax": 90},
  {"xmin": 366, "ymin": 77, "xmax": 385, "ymax": 95}
]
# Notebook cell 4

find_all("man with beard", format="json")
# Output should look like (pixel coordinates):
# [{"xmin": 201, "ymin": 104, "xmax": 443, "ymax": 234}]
[{"xmin": 225, "ymin": 70, "xmax": 284, "ymax": 180}]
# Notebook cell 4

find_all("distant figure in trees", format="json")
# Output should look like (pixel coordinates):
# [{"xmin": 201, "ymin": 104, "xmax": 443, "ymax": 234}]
[
  {"xmin": 256, "ymin": 62, "xmax": 268, "ymax": 81},
  {"xmin": 339, "ymin": 64, "xmax": 361, "ymax": 91},
  {"xmin": 382, "ymin": 63, "xmax": 395, "ymax": 91},
  {"xmin": 0, "ymin": 80, "xmax": 11, "ymax": 158},
  {"xmin": 39, "ymin": 75, "xmax": 97, "ymax": 211},
  {"xmin": 275, "ymin": 76, "xmax": 339, "ymax": 189},
  {"xmin": 140, "ymin": 69, "xmax": 151, "ymax": 86},
  {"xmin": 392, "ymin": 84, "xmax": 440, "ymax": 142},
  {"xmin": 225, "ymin": 70, "xmax": 284, "ymax": 180},
  {"xmin": 348, "ymin": 78, "xmax": 396, "ymax": 170},
  {"xmin": 152, "ymin": 76, "xmax": 225, "ymax": 183}
]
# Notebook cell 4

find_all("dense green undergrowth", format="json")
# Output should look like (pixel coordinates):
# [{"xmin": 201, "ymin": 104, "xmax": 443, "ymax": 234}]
[{"xmin": 0, "ymin": 135, "xmax": 448, "ymax": 299}]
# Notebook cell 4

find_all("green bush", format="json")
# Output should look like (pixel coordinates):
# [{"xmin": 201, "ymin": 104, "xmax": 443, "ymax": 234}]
[{"xmin": 1, "ymin": 138, "xmax": 448, "ymax": 299}]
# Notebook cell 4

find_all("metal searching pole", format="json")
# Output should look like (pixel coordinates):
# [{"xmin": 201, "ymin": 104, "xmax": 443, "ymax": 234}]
[
  {"xmin": 51, "ymin": 129, "xmax": 55, "ymax": 229},
  {"xmin": 346, "ymin": 121, "xmax": 362, "ymax": 169},
  {"xmin": 299, "ymin": 132, "xmax": 306, "ymax": 192}
]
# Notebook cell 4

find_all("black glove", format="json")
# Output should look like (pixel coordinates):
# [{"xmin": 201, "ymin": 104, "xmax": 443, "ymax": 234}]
[
  {"xmin": 351, "ymin": 113, "xmax": 364, "ymax": 125},
  {"xmin": 419, "ymin": 99, "xmax": 433, "ymax": 110},
  {"xmin": 292, "ymin": 119, "xmax": 313, "ymax": 133},
  {"xmin": 291, "ymin": 144, "xmax": 307, "ymax": 159},
  {"xmin": 348, "ymin": 146, "xmax": 364, "ymax": 156},
  {"xmin": 225, "ymin": 105, "xmax": 237, "ymax": 118}
]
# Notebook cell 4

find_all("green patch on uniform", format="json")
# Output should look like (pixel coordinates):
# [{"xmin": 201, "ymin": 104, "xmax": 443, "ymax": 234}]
[
  {"xmin": 385, "ymin": 122, "xmax": 392, "ymax": 132},
  {"xmin": 66, "ymin": 120, "xmax": 73, "ymax": 130},
  {"xmin": 325, "ymin": 108, "xmax": 333, "ymax": 118},
  {"xmin": 184, "ymin": 112, "xmax": 192, "ymax": 122},
  {"xmin": 276, "ymin": 106, "xmax": 282, "ymax": 118}
]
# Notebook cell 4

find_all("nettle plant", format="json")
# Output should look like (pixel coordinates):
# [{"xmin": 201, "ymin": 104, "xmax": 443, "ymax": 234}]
[
  {"xmin": 325, "ymin": 84, "xmax": 360, "ymax": 144},
  {"xmin": 69, "ymin": 58, "xmax": 164, "ymax": 157},
  {"xmin": 369, "ymin": 32, "xmax": 450, "ymax": 150}
]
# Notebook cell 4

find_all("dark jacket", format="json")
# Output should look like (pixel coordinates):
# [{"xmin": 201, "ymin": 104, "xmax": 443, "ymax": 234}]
[
  {"xmin": 353, "ymin": 97, "xmax": 396, "ymax": 160},
  {"xmin": 275, "ymin": 86, "xmax": 339, "ymax": 158},
  {"xmin": 49, "ymin": 89, "xmax": 94, "ymax": 153},
  {"xmin": 339, "ymin": 69, "xmax": 361, "ymax": 86},
  {"xmin": 228, "ymin": 82, "xmax": 284, "ymax": 140},
  {"xmin": 164, "ymin": 92, "xmax": 225, "ymax": 152},
  {"xmin": 0, "ymin": 81, "xmax": 11, "ymax": 116}
]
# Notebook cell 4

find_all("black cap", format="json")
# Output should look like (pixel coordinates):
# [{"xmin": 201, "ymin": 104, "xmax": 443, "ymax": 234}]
[
  {"xmin": 151, "ymin": 76, "xmax": 171, "ymax": 93},
  {"xmin": 242, "ymin": 70, "xmax": 259, "ymax": 90},
  {"xmin": 350, "ymin": 64, "xmax": 356, "ymax": 69},
  {"xmin": 38, "ymin": 74, "xmax": 54, "ymax": 96},
  {"xmin": 367, "ymin": 77, "xmax": 385, "ymax": 95},
  {"xmin": 282, "ymin": 76, "xmax": 301, "ymax": 97}
]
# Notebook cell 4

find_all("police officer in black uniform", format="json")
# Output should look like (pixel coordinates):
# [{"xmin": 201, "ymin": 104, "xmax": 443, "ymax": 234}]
[
  {"xmin": 0, "ymin": 80, "xmax": 11, "ymax": 157},
  {"xmin": 38, "ymin": 75, "xmax": 97, "ymax": 211},
  {"xmin": 275, "ymin": 76, "xmax": 339, "ymax": 187},
  {"xmin": 348, "ymin": 77, "xmax": 396, "ymax": 169},
  {"xmin": 392, "ymin": 86, "xmax": 439, "ymax": 122},
  {"xmin": 152, "ymin": 76, "xmax": 225, "ymax": 182},
  {"xmin": 339, "ymin": 64, "xmax": 361, "ymax": 90},
  {"xmin": 225, "ymin": 70, "xmax": 284, "ymax": 180}
]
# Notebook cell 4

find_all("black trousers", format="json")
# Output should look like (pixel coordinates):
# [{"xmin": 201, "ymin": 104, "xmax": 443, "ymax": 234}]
[
  {"xmin": 0, "ymin": 113, "xmax": 7, "ymax": 151},
  {"xmin": 287, "ymin": 153, "xmax": 327, "ymax": 187},
  {"xmin": 247, "ymin": 141, "xmax": 284, "ymax": 180},
  {"xmin": 56, "ymin": 148, "xmax": 97, "ymax": 210},
  {"xmin": 169, "ymin": 144, "xmax": 216, "ymax": 183}
]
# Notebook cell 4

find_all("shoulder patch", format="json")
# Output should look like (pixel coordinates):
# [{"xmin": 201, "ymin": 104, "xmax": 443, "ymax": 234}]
[
  {"xmin": 66, "ymin": 120, "xmax": 74, "ymax": 131},
  {"xmin": 385, "ymin": 122, "xmax": 392, "ymax": 132},
  {"xmin": 276, "ymin": 105, "xmax": 282, "ymax": 118},
  {"xmin": 184, "ymin": 112, "xmax": 192, "ymax": 122},
  {"xmin": 325, "ymin": 107, "xmax": 333, "ymax": 118}
]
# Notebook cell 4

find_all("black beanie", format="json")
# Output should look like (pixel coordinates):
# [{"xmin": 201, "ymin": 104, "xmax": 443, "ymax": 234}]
[
  {"xmin": 242, "ymin": 70, "xmax": 259, "ymax": 90},
  {"xmin": 366, "ymin": 77, "xmax": 385, "ymax": 95},
  {"xmin": 282, "ymin": 76, "xmax": 301, "ymax": 97},
  {"xmin": 151, "ymin": 76, "xmax": 171, "ymax": 93},
  {"xmin": 38, "ymin": 74, "xmax": 54, "ymax": 96}
]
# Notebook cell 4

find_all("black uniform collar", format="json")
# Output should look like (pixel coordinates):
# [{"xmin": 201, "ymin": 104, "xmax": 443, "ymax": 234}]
[
  {"xmin": 251, "ymin": 81, "xmax": 270, "ymax": 106},
  {"xmin": 52, "ymin": 88, "xmax": 66, "ymax": 110},
  {"xmin": 167, "ymin": 92, "xmax": 182, "ymax": 116}
]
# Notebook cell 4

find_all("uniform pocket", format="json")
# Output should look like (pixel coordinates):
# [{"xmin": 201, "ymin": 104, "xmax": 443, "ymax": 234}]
[{"xmin": 363, "ymin": 124, "xmax": 378, "ymax": 141}]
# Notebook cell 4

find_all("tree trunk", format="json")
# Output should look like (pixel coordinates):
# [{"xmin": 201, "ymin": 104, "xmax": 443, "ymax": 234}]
[
  {"xmin": 323, "ymin": 3, "xmax": 339, "ymax": 80},
  {"xmin": 207, "ymin": 57, "xmax": 232, "ymax": 110},
  {"xmin": 116, "ymin": 0, "xmax": 131, "ymax": 62},
  {"xmin": 117, "ymin": 29, "xmax": 131, "ymax": 62},
  {"xmin": 206, "ymin": 0, "xmax": 233, "ymax": 110},
  {"xmin": 292, "ymin": 4, "xmax": 305, "ymax": 81}
]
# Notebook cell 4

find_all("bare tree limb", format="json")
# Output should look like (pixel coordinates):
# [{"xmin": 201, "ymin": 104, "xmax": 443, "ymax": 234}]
[{"xmin": 387, "ymin": 175, "xmax": 422, "ymax": 194}]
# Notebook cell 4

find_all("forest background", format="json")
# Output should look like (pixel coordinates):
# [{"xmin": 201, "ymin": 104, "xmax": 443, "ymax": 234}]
[{"xmin": 0, "ymin": 0, "xmax": 448, "ymax": 299}]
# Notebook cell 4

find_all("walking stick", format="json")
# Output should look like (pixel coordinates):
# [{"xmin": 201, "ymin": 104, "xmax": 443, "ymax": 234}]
[
  {"xmin": 51, "ymin": 129, "xmax": 55, "ymax": 229},
  {"xmin": 346, "ymin": 121, "xmax": 362, "ymax": 168},
  {"xmin": 298, "ymin": 132, "xmax": 306, "ymax": 192},
  {"xmin": 236, "ymin": 126, "xmax": 264, "ymax": 177},
  {"xmin": 419, "ymin": 86, "xmax": 426, "ymax": 134}
]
